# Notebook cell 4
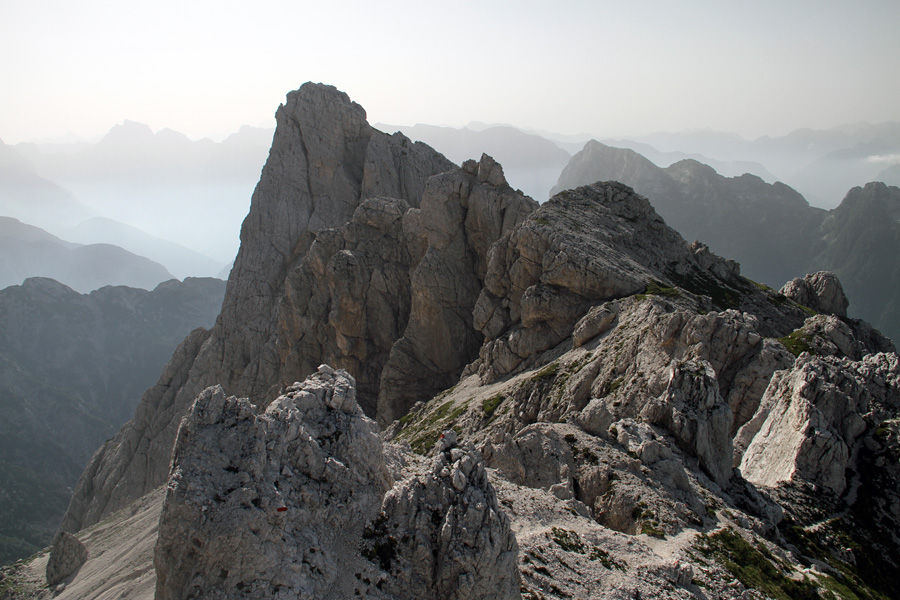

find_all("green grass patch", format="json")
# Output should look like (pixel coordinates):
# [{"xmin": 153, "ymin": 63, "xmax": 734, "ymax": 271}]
[
  {"xmin": 640, "ymin": 520, "xmax": 666, "ymax": 539},
  {"xmin": 397, "ymin": 398, "xmax": 467, "ymax": 455},
  {"xmin": 778, "ymin": 330, "xmax": 815, "ymax": 357},
  {"xmin": 644, "ymin": 279, "xmax": 681, "ymax": 298},
  {"xmin": 550, "ymin": 528, "xmax": 624, "ymax": 571},
  {"xmin": 606, "ymin": 376, "xmax": 624, "ymax": 396},
  {"xmin": 481, "ymin": 394, "xmax": 504, "ymax": 421},
  {"xmin": 409, "ymin": 432, "xmax": 442, "ymax": 455},
  {"xmin": 698, "ymin": 528, "xmax": 820, "ymax": 600},
  {"xmin": 782, "ymin": 523, "xmax": 889, "ymax": 600},
  {"xmin": 529, "ymin": 362, "xmax": 559, "ymax": 383},
  {"xmin": 669, "ymin": 269, "xmax": 741, "ymax": 309},
  {"xmin": 748, "ymin": 279, "xmax": 774, "ymax": 291}
]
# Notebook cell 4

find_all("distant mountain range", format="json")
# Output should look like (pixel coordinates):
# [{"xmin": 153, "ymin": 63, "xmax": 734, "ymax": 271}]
[
  {"xmin": 552, "ymin": 140, "xmax": 900, "ymax": 343},
  {"xmin": 14, "ymin": 84, "xmax": 898, "ymax": 600},
  {"xmin": 5, "ymin": 116, "xmax": 898, "ymax": 271},
  {"xmin": 620, "ymin": 122, "xmax": 900, "ymax": 207},
  {"xmin": 5, "ymin": 123, "xmax": 273, "ymax": 265},
  {"xmin": 0, "ymin": 217, "xmax": 174, "ymax": 292},
  {"xmin": 62, "ymin": 217, "xmax": 224, "ymax": 279},
  {"xmin": 13, "ymin": 121, "xmax": 273, "ymax": 184},
  {"xmin": 0, "ymin": 276, "xmax": 226, "ymax": 564},
  {"xmin": 373, "ymin": 121, "xmax": 900, "ymax": 209},
  {"xmin": 374, "ymin": 123, "xmax": 571, "ymax": 201},
  {"xmin": 0, "ymin": 138, "xmax": 93, "ymax": 231}
]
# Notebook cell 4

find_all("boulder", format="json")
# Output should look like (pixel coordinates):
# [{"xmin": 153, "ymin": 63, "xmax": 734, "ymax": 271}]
[
  {"xmin": 154, "ymin": 368, "xmax": 391, "ymax": 600},
  {"xmin": 641, "ymin": 360, "xmax": 733, "ymax": 487},
  {"xmin": 780, "ymin": 271, "xmax": 849, "ymax": 317},
  {"xmin": 46, "ymin": 531, "xmax": 88, "ymax": 586}
]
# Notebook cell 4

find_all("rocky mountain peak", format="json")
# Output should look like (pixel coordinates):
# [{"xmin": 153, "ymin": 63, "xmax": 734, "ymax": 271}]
[
  {"xmin": 57, "ymin": 83, "xmax": 527, "ymax": 533},
  {"xmin": 23, "ymin": 84, "xmax": 899, "ymax": 600},
  {"xmin": 153, "ymin": 366, "xmax": 517, "ymax": 600}
]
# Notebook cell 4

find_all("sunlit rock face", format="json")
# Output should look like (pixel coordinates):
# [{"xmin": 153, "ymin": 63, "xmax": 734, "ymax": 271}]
[
  {"xmin": 154, "ymin": 368, "xmax": 518, "ymax": 600},
  {"xmin": 740, "ymin": 352, "xmax": 900, "ymax": 495},
  {"xmin": 780, "ymin": 271, "xmax": 849, "ymax": 317}
]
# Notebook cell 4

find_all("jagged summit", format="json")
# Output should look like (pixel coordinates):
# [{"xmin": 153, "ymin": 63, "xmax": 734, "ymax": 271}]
[
  {"xmin": 58, "ymin": 82, "xmax": 525, "ymax": 534},
  {"xmin": 153, "ymin": 367, "xmax": 518, "ymax": 600},
  {"xmin": 11, "ymin": 84, "xmax": 897, "ymax": 600}
]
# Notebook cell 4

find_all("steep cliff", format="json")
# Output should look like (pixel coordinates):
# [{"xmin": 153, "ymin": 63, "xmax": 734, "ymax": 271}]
[
  {"xmin": 12, "ymin": 84, "xmax": 899, "ymax": 600},
  {"xmin": 59, "ymin": 83, "xmax": 511, "ymax": 533}
]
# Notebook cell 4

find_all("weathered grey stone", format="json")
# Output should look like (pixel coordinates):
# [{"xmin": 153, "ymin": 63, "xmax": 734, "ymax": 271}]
[
  {"xmin": 780, "ymin": 271, "xmax": 849, "ymax": 317},
  {"xmin": 488, "ymin": 424, "xmax": 577, "ymax": 492},
  {"xmin": 473, "ymin": 181, "xmax": 745, "ymax": 381},
  {"xmin": 154, "ymin": 371, "xmax": 518, "ymax": 600},
  {"xmin": 367, "ymin": 432, "xmax": 520, "ymax": 600},
  {"xmin": 47, "ymin": 83, "xmax": 900, "ymax": 600},
  {"xmin": 154, "ymin": 369, "xmax": 392, "ymax": 600},
  {"xmin": 641, "ymin": 360, "xmax": 733, "ymax": 487},
  {"xmin": 46, "ymin": 531, "xmax": 88, "ymax": 586},
  {"xmin": 377, "ymin": 155, "xmax": 536, "ymax": 424},
  {"xmin": 60, "ymin": 83, "xmax": 455, "ymax": 533},
  {"xmin": 572, "ymin": 303, "xmax": 619, "ymax": 348},
  {"xmin": 740, "ymin": 352, "xmax": 900, "ymax": 495}
]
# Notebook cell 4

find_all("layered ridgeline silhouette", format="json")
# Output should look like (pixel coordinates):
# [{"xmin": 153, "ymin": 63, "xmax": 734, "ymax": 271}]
[
  {"xmin": 6, "ymin": 122, "xmax": 274, "ymax": 269},
  {"xmin": 6, "ymin": 84, "xmax": 897, "ymax": 600},
  {"xmin": 0, "ymin": 217, "xmax": 175, "ymax": 292},
  {"xmin": 1, "ymin": 136, "xmax": 235, "ymax": 280},
  {"xmin": 552, "ymin": 140, "xmax": 900, "ymax": 343}
]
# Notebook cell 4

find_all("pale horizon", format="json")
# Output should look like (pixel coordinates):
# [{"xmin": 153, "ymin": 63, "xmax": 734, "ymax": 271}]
[{"xmin": 2, "ymin": 1, "xmax": 899, "ymax": 146}]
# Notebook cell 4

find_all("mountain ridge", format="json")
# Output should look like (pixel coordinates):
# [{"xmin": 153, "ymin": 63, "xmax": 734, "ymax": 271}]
[
  {"xmin": 0, "ymin": 276, "xmax": 226, "ymax": 564},
  {"xmin": 0, "ymin": 217, "xmax": 176, "ymax": 293},
  {"xmin": 4, "ymin": 84, "xmax": 899, "ymax": 600},
  {"xmin": 551, "ymin": 140, "xmax": 899, "ymax": 343}
]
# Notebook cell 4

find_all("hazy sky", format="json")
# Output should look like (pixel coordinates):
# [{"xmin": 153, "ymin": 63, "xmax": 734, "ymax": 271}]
[{"xmin": 2, "ymin": 0, "xmax": 899, "ymax": 144}]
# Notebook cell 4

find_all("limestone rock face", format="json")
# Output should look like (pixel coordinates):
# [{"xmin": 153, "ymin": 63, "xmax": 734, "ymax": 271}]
[
  {"xmin": 641, "ymin": 360, "xmax": 733, "ymax": 487},
  {"xmin": 154, "ymin": 369, "xmax": 517, "ymax": 600},
  {"xmin": 739, "ymin": 352, "xmax": 900, "ymax": 495},
  {"xmin": 275, "ymin": 196, "xmax": 419, "ymax": 417},
  {"xmin": 50, "ymin": 84, "xmax": 900, "ymax": 600},
  {"xmin": 377, "ymin": 156, "xmax": 536, "ymax": 423},
  {"xmin": 45, "ymin": 531, "xmax": 88, "ymax": 586},
  {"xmin": 61, "ymin": 83, "xmax": 456, "ymax": 532},
  {"xmin": 365, "ymin": 431, "xmax": 520, "ymax": 600},
  {"xmin": 154, "ymin": 367, "xmax": 392, "ymax": 600},
  {"xmin": 488, "ymin": 425, "xmax": 576, "ymax": 494},
  {"xmin": 272, "ymin": 154, "xmax": 535, "ymax": 425},
  {"xmin": 550, "ymin": 141, "xmax": 823, "ymax": 301},
  {"xmin": 213, "ymin": 83, "xmax": 456, "ymax": 412},
  {"xmin": 473, "ymin": 181, "xmax": 718, "ymax": 381},
  {"xmin": 780, "ymin": 271, "xmax": 849, "ymax": 317}
]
